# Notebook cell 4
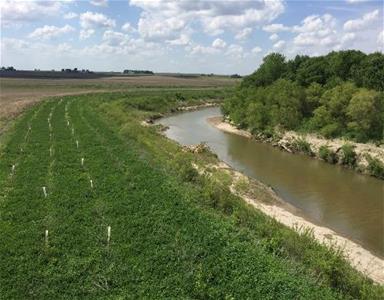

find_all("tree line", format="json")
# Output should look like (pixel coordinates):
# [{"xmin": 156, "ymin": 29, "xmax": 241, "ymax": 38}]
[{"xmin": 223, "ymin": 50, "xmax": 384, "ymax": 143}]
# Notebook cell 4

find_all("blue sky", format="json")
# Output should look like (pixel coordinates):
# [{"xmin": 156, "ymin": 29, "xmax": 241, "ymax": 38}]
[{"xmin": 1, "ymin": 0, "xmax": 383, "ymax": 74}]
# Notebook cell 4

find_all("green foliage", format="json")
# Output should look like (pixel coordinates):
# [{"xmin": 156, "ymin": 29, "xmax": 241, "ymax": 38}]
[
  {"xmin": 340, "ymin": 144, "xmax": 357, "ymax": 167},
  {"xmin": 173, "ymin": 153, "xmax": 199, "ymax": 182},
  {"xmin": 242, "ymin": 53, "xmax": 287, "ymax": 87},
  {"xmin": 318, "ymin": 145, "xmax": 338, "ymax": 164},
  {"xmin": 225, "ymin": 51, "xmax": 384, "ymax": 143},
  {"xmin": 1, "ymin": 90, "xmax": 383, "ymax": 299},
  {"xmin": 366, "ymin": 155, "xmax": 384, "ymax": 179},
  {"xmin": 292, "ymin": 138, "xmax": 313, "ymax": 155}
]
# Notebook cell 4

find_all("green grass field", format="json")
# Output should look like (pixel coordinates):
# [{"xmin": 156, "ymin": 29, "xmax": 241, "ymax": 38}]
[{"xmin": 0, "ymin": 90, "xmax": 382, "ymax": 299}]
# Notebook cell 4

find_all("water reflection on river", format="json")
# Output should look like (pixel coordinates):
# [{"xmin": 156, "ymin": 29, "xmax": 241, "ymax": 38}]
[{"xmin": 158, "ymin": 107, "xmax": 384, "ymax": 256}]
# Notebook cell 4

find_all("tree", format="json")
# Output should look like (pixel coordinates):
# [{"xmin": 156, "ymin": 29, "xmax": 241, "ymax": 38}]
[
  {"xmin": 327, "ymin": 50, "xmax": 365, "ymax": 81},
  {"xmin": 346, "ymin": 89, "xmax": 383, "ymax": 141},
  {"xmin": 242, "ymin": 53, "xmax": 287, "ymax": 87},
  {"xmin": 268, "ymin": 79, "xmax": 304, "ymax": 129},
  {"xmin": 353, "ymin": 52, "xmax": 384, "ymax": 91},
  {"xmin": 296, "ymin": 56, "xmax": 331, "ymax": 86}
]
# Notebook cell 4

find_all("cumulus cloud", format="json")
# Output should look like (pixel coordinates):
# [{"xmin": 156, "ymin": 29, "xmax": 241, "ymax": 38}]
[
  {"xmin": 235, "ymin": 28, "xmax": 252, "ymax": 40},
  {"xmin": 0, "ymin": 0, "xmax": 63, "ymax": 25},
  {"xmin": 130, "ymin": 0, "xmax": 285, "ymax": 39},
  {"xmin": 168, "ymin": 34, "xmax": 191, "ymax": 46},
  {"xmin": 80, "ymin": 29, "xmax": 95, "ymax": 40},
  {"xmin": 212, "ymin": 38, "xmax": 227, "ymax": 49},
  {"xmin": 189, "ymin": 45, "xmax": 218, "ymax": 55},
  {"xmin": 121, "ymin": 22, "xmax": 136, "ymax": 33},
  {"xmin": 137, "ymin": 17, "xmax": 185, "ymax": 41},
  {"xmin": 251, "ymin": 46, "xmax": 262, "ymax": 54},
  {"xmin": 1, "ymin": 38, "xmax": 29, "ymax": 51},
  {"xmin": 262, "ymin": 23, "xmax": 290, "ymax": 33},
  {"xmin": 273, "ymin": 40, "xmax": 285, "ymax": 50},
  {"xmin": 293, "ymin": 14, "xmax": 338, "ymax": 47},
  {"xmin": 226, "ymin": 44, "xmax": 245, "ymax": 59},
  {"xmin": 90, "ymin": 0, "xmax": 108, "ymax": 7},
  {"xmin": 80, "ymin": 11, "xmax": 116, "ymax": 29},
  {"xmin": 102, "ymin": 30, "xmax": 128, "ymax": 46},
  {"xmin": 343, "ymin": 9, "xmax": 379, "ymax": 31},
  {"xmin": 64, "ymin": 12, "xmax": 78, "ymax": 20},
  {"xmin": 269, "ymin": 33, "xmax": 279, "ymax": 41},
  {"xmin": 29, "ymin": 25, "xmax": 75, "ymax": 40},
  {"xmin": 378, "ymin": 30, "xmax": 384, "ymax": 49}
]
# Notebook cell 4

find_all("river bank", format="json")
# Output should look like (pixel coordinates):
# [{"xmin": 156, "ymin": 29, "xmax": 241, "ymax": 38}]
[
  {"xmin": 208, "ymin": 116, "xmax": 384, "ymax": 179},
  {"xmin": 207, "ymin": 115, "xmax": 384, "ymax": 284}
]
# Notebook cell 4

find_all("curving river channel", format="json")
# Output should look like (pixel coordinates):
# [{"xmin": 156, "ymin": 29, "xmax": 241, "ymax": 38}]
[{"xmin": 157, "ymin": 107, "xmax": 384, "ymax": 257}]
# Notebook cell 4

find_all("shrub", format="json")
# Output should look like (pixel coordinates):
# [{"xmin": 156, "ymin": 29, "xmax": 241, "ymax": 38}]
[
  {"xmin": 173, "ymin": 153, "xmax": 199, "ymax": 182},
  {"xmin": 318, "ymin": 145, "xmax": 338, "ymax": 164},
  {"xmin": 292, "ymin": 138, "xmax": 313, "ymax": 156},
  {"xmin": 366, "ymin": 155, "xmax": 384, "ymax": 179},
  {"xmin": 340, "ymin": 144, "xmax": 357, "ymax": 167}
]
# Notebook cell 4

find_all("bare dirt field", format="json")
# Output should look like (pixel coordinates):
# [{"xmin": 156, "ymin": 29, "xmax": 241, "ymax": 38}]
[{"xmin": 0, "ymin": 75, "xmax": 238, "ymax": 132}]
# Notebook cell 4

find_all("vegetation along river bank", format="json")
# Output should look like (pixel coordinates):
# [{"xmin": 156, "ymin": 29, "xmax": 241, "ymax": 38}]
[
  {"xmin": 206, "ymin": 115, "xmax": 384, "ymax": 284},
  {"xmin": 1, "ymin": 86, "xmax": 383, "ymax": 298}
]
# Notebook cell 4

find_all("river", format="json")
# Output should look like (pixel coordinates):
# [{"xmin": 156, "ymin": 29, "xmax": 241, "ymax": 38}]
[{"xmin": 157, "ymin": 107, "xmax": 384, "ymax": 256}]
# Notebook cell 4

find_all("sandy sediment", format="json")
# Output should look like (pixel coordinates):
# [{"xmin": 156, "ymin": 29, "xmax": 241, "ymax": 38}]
[{"xmin": 207, "ymin": 116, "xmax": 384, "ymax": 285}]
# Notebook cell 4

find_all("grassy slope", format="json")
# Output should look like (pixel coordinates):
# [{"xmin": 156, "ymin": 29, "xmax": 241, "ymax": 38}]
[{"xmin": 0, "ymin": 90, "xmax": 382, "ymax": 299}]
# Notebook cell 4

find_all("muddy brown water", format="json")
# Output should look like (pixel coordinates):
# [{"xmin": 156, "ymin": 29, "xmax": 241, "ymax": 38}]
[{"xmin": 157, "ymin": 107, "xmax": 384, "ymax": 256}]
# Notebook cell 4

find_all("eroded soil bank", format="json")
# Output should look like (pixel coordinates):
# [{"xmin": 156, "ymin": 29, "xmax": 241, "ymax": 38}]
[{"xmin": 209, "ymin": 116, "xmax": 384, "ymax": 178}]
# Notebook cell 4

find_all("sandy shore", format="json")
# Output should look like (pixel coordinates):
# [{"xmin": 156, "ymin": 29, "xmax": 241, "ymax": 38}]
[{"xmin": 207, "ymin": 116, "xmax": 384, "ymax": 285}]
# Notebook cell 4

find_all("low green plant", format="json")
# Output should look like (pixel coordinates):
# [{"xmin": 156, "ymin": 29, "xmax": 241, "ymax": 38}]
[
  {"xmin": 340, "ymin": 143, "xmax": 357, "ymax": 167},
  {"xmin": 292, "ymin": 138, "xmax": 313, "ymax": 156},
  {"xmin": 366, "ymin": 155, "xmax": 384, "ymax": 179},
  {"xmin": 318, "ymin": 145, "xmax": 338, "ymax": 164}
]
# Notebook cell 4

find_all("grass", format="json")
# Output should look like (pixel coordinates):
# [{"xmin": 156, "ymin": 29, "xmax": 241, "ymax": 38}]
[{"xmin": 0, "ymin": 89, "xmax": 383, "ymax": 299}]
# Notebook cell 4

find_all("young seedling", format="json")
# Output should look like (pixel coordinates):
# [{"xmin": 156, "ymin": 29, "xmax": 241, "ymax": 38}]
[
  {"xmin": 67, "ymin": 120, "xmax": 70, "ymax": 127},
  {"xmin": 107, "ymin": 226, "xmax": 111, "ymax": 246},
  {"xmin": 90, "ymin": 179, "xmax": 93, "ymax": 188},
  {"xmin": 81, "ymin": 157, "xmax": 84, "ymax": 166},
  {"xmin": 72, "ymin": 128, "xmax": 74, "ymax": 135},
  {"xmin": 20, "ymin": 147, "xmax": 23, "ymax": 153},
  {"xmin": 42, "ymin": 186, "xmax": 47, "ymax": 198},
  {"xmin": 45, "ymin": 230, "xmax": 49, "ymax": 246},
  {"xmin": 49, "ymin": 147, "xmax": 53, "ymax": 157},
  {"xmin": 11, "ymin": 164, "xmax": 15, "ymax": 175},
  {"xmin": 76, "ymin": 140, "xmax": 79, "ymax": 148}
]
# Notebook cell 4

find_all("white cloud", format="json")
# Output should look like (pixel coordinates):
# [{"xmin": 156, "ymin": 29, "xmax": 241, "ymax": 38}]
[
  {"xmin": 212, "ymin": 38, "xmax": 227, "ymax": 49},
  {"xmin": 262, "ymin": 23, "xmax": 290, "ymax": 33},
  {"xmin": 273, "ymin": 40, "xmax": 285, "ymax": 50},
  {"xmin": 378, "ymin": 30, "xmax": 384, "ymax": 48},
  {"xmin": 251, "ymin": 46, "xmax": 262, "ymax": 54},
  {"xmin": 29, "ymin": 25, "xmax": 75, "ymax": 40},
  {"xmin": 137, "ymin": 17, "xmax": 186, "ymax": 41},
  {"xmin": 168, "ymin": 34, "xmax": 191, "ymax": 46},
  {"xmin": 341, "ymin": 32, "xmax": 356, "ymax": 44},
  {"xmin": 189, "ymin": 45, "xmax": 218, "ymax": 55},
  {"xmin": 226, "ymin": 44, "xmax": 245, "ymax": 59},
  {"xmin": 102, "ymin": 30, "xmax": 128, "ymax": 46},
  {"xmin": 235, "ymin": 28, "xmax": 252, "ymax": 40},
  {"xmin": 90, "ymin": 0, "xmax": 108, "ymax": 7},
  {"xmin": 1, "ymin": 38, "xmax": 29, "ymax": 51},
  {"xmin": 64, "ymin": 12, "xmax": 78, "ymax": 20},
  {"xmin": 343, "ymin": 9, "xmax": 379, "ymax": 31},
  {"xmin": 293, "ymin": 14, "xmax": 338, "ymax": 47},
  {"xmin": 0, "ymin": 0, "xmax": 63, "ymax": 25},
  {"xmin": 80, "ymin": 29, "xmax": 95, "ymax": 40},
  {"xmin": 269, "ymin": 33, "xmax": 279, "ymax": 41},
  {"xmin": 121, "ymin": 22, "xmax": 136, "ymax": 33},
  {"xmin": 130, "ymin": 0, "xmax": 285, "ymax": 38},
  {"xmin": 80, "ymin": 11, "xmax": 116, "ymax": 29}
]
